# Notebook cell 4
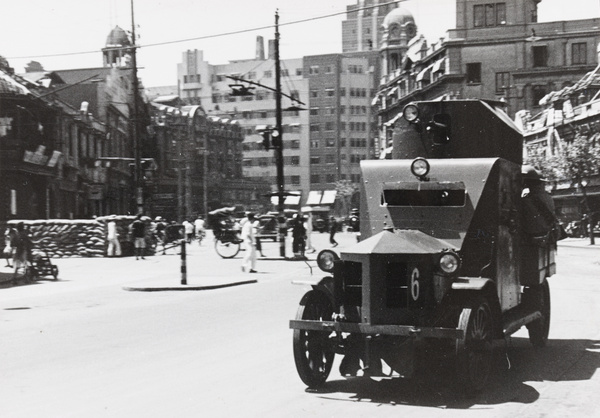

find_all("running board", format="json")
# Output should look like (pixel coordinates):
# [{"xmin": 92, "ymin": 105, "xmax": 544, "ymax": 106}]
[{"xmin": 503, "ymin": 310, "xmax": 542, "ymax": 337}]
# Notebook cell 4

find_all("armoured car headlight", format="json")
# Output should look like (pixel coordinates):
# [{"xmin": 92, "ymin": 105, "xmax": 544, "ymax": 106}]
[
  {"xmin": 439, "ymin": 251, "xmax": 460, "ymax": 274},
  {"xmin": 411, "ymin": 157, "xmax": 430, "ymax": 178},
  {"xmin": 402, "ymin": 103, "xmax": 419, "ymax": 122},
  {"xmin": 317, "ymin": 249, "xmax": 339, "ymax": 273}
]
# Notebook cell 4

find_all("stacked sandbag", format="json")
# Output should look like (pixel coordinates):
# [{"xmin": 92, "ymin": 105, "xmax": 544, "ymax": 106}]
[{"xmin": 8, "ymin": 219, "xmax": 106, "ymax": 258}]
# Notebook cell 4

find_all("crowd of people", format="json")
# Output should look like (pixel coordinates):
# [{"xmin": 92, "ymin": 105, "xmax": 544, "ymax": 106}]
[{"xmin": 2, "ymin": 209, "xmax": 346, "ymax": 279}]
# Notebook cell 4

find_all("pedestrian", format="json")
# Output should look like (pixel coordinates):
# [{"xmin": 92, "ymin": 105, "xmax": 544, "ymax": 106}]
[
  {"xmin": 4, "ymin": 226, "xmax": 16, "ymax": 267},
  {"xmin": 182, "ymin": 219, "xmax": 194, "ymax": 243},
  {"xmin": 11, "ymin": 222, "xmax": 33, "ymax": 278},
  {"xmin": 304, "ymin": 211, "xmax": 316, "ymax": 253},
  {"xmin": 194, "ymin": 216, "xmax": 206, "ymax": 244},
  {"xmin": 252, "ymin": 216, "xmax": 266, "ymax": 257},
  {"xmin": 241, "ymin": 212, "xmax": 257, "ymax": 273},
  {"xmin": 106, "ymin": 216, "xmax": 122, "ymax": 257},
  {"xmin": 292, "ymin": 213, "xmax": 306, "ymax": 258},
  {"xmin": 329, "ymin": 216, "xmax": 338, "ymax": 247},
  {"xmin": 131, "ymin": 214, "xmax": 146, "ymax": 260}
]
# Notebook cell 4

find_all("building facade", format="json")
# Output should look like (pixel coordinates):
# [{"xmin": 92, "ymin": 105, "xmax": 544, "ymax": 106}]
[
  {"xmin": 176, "ymin": 42, "xmax": 379, "ymax": 212},
  {"xmin": 376, "ymin": 0, "xmax": 600, "ymax": 159}
]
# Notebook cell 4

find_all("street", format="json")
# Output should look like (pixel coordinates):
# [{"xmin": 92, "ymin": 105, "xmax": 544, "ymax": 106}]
[{"xmin": 1, "ymin": 233, "xmax": 599, "ymax": 418}]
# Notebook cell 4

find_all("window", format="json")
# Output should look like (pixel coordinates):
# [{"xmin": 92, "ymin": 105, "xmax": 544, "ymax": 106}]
[
  {"xmin": 291, "ymin": 156, "xmax": 300, "ymax": 166},
  {"xmin": 310, "ymin": 107, "xmax": 320, "ymax": 116},
  {"xmin": 326, "ymin": 89, "xmax": 335, "ymax": 97},
  {"xmin": 495, "ymin": 72, "xmax": 510, "ymax": 94},
  {"xmin": 310, "ymin": 124, "xmax": 320, "ymax": 132},
  {"xmin": 281, "ymin": 69, "xmax": 289, "ymax": 77},
  {"xmin": 325, "ymin": 154, "xmax": 335, "ymax": 163},
  {"xmin": 309, "ymin": 65, "xmax": 320, "ymax": 75},
  {"xmin": 310, "ymin": 90, "xmax": 319, "ymax": 98},
  {"xmin": 311, "ymin": 174, "xmax": 320, "ymax": 184},
  {"xmin": 325, "ymin": 122, "xmax": 334, "ymax": 131},
  {"xmin": 290, "ymin": 139, "xmax": 300, "ymax": 149},
  {"xmin": 290, "ymin": 175, "xmax": 300, "ymax": 185},
  {"xmin": 533, "ymin": 45, "xmax": 548, "ymax": 68},
  {"xmin": 310, "ymin": 156, "xmax": 321, "ymax": 164},
  {"xmin": 263, "ymin": 70, "xmax": 272, "ymax": 78},
  {"xmin": 310, "ymin": 140, "xmax": 320, "ymax": 148},
  {"xmin": 532, "ymin": 85, "xmax": 547, "ymax": 106},
  {"xmin": 325, "ymin": 66, "xmax": 333, "ymax": 74},
  {"xmin": 296, "ymin": 68, "xmax": 303, "ymax": 76},
  {"xmin": 474, "ymin": 3, "xmax": 506, "ymax": 27},
  {"xmin": 326, "ymin": 138, "xmax": 335, "ymax": 147},
  {"xmin": 326, "ymin": 174, "xmax": 336, "ymax": 183},
  {"xmin": 247, "ymin": 71, "xmax": 256, "ymax": 79},
  {"xmin": 572, "ymin": 43, "xmax": 587, "ymax": 65},
  {"xmin": 466, "ymin": 63, "xmax": 482, "ymax": 84}
]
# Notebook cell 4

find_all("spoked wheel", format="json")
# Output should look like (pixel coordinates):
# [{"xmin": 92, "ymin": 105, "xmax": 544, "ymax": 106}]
[
  {"xmin": 525, "ymin": 279, "xmax": 551, "ymax": 347},
  {"xmin": 293, "ymin": 290, "xmax": 335, "ymax": 388},
  {"xmin": 214, "ymin": 239, "xmax": 240, "ymax": 258},
  {"xmin": 455, "ymin": 296, "xmax": 495, "ymax": 394}
]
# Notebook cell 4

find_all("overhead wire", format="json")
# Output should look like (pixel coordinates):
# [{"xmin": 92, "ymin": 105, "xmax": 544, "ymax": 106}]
[{"xmin": 7, "ymin": 1, "xmax": 404, "ymax": 60}]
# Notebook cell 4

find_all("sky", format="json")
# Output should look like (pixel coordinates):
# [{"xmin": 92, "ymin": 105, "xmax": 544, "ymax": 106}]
[{"xmin": 1, "ymin": 0, "xmax": 599, "ymax": 87}]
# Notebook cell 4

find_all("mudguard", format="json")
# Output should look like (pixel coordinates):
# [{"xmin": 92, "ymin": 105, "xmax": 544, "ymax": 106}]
[{"xmin": 451, "ymin": 277, "xmax": 493, "ymax": 291}]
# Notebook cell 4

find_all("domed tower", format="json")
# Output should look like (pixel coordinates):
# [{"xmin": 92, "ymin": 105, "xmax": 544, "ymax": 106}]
[
  {"xmin": 380, "ymin": 6, "xmax": 417, "ymax": 76},
  {"xmin": 102, "ymin": 25, "xmax": 132, "ymax": 67}
]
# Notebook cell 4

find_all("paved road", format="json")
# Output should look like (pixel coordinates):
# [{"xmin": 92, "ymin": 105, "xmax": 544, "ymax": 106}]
[{"xmin": 0, "ymin": 234, "xmax": 599, "ymax": 417}]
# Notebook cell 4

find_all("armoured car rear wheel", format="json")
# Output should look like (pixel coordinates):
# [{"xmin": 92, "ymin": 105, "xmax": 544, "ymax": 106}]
[
  {"xmin": 526, "ymin": 279, "xmax": 550, "ymax": 347},
  {"xmin": 456, "ymin": 296, "xmax": 495, "ymax": 394},
  {"xmin": 293, "ymin": 290, "xmax": 335, "ymax": 387}
]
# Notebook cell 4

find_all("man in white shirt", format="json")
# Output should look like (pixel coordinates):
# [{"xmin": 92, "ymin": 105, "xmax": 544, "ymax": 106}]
[
  {"xmin": 107, "ymin": 216, "xmax": 121, "ymax": 257},
  {"xmin": 194, "ymin": 216, "xmax": 205, "ymax": 244},
  {"xmin": 241, "ymin": 213, "xmax": 257, "ymax": 273}
]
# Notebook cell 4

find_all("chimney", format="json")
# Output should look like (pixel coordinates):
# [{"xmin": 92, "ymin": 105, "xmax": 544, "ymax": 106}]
[
  {"xmin": 256, "ymin": 36, "xmax": 265, "ymax": 60},
  {"xmin": 268, "ymin": 39, "xmax": 276, "ymax": 60}
]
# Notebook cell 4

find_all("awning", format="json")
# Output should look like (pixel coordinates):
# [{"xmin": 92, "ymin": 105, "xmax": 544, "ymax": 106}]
[
  {"xmin": 271, "ymin": 191, "xmax": 301, "ymax": 206},
  {"xmin": 321, "ymin": 190, "xmax": 337, "ymax": 205},
  {"xmin": 306, "ymin": 190, "xmax": 336, "ymax": 205},
  {"xmin": 306, "ymin": 191, "xmax": 322, "ymax": 205},
  {"xmin": 432, "ymin": 57, "xmax": 446, "ymax": 73},
  {"xmin": 416, "ymin": 66, "xmax": 432, "ymax": 82},
  {"xmin": 371, "ymin": 95, "xmax": 380, "ymax": 106},
  {"xmin": 384, "ymin": 112, "xmax": 402, "ymax": 127},
  {"xmin": 387, "ymin": 86, "xmax": 398, "ymax": 96}
]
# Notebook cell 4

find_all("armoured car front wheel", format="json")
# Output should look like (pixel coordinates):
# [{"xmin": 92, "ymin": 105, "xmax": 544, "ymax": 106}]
[
  {"xmin": 293, "ymin": 290, "xmax": 335, "ymax": 387},
  {"xmin": 455, "ymin": 296, "xmax": 495, "ymax": 394},
  {"xmin": 525, "ymin": 278, "xmax": 550, "ymax": 347}
]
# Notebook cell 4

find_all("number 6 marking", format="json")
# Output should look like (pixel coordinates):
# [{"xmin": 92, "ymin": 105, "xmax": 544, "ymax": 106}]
[{"xmin": 411, "ymin": 268, "xmax": 420, "ymax": 301}]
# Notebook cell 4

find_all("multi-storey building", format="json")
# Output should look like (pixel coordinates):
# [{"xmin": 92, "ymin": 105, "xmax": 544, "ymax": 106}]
[
  {"xmin": 375, "ymin": 0, "xmax": 600, "ymax": 159},
  {"xmin": 18, "ymin": 25, "xmax": 145, "ymax": 217},
  {"xmin": 147, "ymin": 102, "xmax": 269, "ymax": 220},
  {"xmin": 177, "ymin": 39, "xmax": 379, "ymax": 211},
  {"xmin": 342, "ymin": 0, "xmax": 400, "ymax": 53}
]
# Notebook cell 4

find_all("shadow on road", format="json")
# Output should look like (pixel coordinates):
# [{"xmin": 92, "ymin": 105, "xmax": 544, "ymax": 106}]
[{"xmin": 308, "ymin": 337, "xmax": 600, "ymax": 409}]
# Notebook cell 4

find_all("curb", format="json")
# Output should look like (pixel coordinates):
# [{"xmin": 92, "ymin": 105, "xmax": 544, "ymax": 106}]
[{"xmin": 122, "ymin": 279, "xmax": 257, "ymax": 292}]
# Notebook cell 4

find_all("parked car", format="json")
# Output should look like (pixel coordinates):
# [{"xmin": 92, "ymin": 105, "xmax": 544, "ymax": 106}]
[{"xmin": 255, "ymin": 214, "xmax": 279, "ymax": 241}]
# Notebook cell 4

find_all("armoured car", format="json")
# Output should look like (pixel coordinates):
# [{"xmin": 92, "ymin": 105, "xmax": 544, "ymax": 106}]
[{"xmin": 289, "ymin": 100, "xmax": 556, "ymax": 393}]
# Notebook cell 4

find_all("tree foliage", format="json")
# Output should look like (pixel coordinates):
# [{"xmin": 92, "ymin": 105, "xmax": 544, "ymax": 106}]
[
  {"xmin": 334, "ymin": 180, "xmax": 358, "ymax": 216},
  {"xmin": 525, "ymin": 132, "xmax": 600, "ymax": 184}
]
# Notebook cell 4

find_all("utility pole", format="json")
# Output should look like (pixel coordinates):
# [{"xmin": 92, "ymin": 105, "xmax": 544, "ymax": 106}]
[
  {"xmin": 274, "ymin": 10, "xmax": 286, "ymax": 258},
  {"xmin": 130, "ymin": 0, "xmax": 142, "ymax": 215}
]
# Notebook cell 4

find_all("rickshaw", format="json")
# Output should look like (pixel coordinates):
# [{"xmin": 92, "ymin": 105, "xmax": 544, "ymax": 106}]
[
  {"xmin": 29, "ymin": 250, "xmax": 59, "ymax": 280},
  {"xmin": 208, "ymin": 207, "xmax": 242, "ymax": 258}
]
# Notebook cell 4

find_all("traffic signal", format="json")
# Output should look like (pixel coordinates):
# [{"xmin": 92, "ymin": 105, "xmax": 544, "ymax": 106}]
[
  {"xmin": 271, "ymin": 129, "xmax": 281, "ymax": 148},
  {"xmin": 261, "ymin": 131, "xmax": 271, "ymax": 150}
]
